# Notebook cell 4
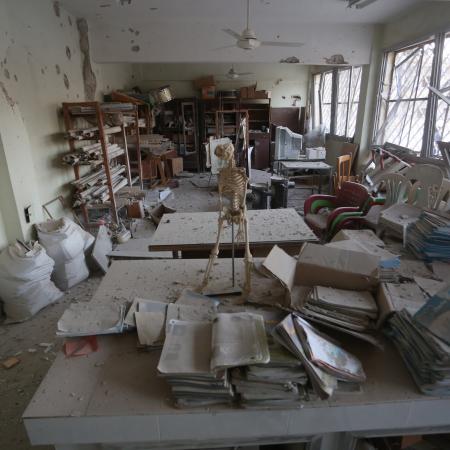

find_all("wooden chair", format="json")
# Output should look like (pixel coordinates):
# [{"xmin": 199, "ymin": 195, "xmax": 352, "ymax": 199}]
[{"xmin": 333, "ymin": 154, "xmax": 352, "ymax": 192}]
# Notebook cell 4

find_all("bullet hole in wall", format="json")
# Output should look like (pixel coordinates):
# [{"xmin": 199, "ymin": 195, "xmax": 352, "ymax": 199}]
[
  {"xmin": 63, "ymin": 74, "xmax": 70, "ymax": 90},
  {"xmin": 55, "ymin": 64, "xmax": 61, "ymax": 75},
  {"xmin": 66, "ymin": 46, "xmax": 71, "ymax": 60},
  {"xmin": 53, "ymin": 1, "xmax": 61, "ymax": 17},
  {"xmin": 131, "ymin": 45, "xmax": 140, "ymax": 52},
  {"xmin": 4, "ymin": 68, "xmax": 10, "ymax": 79},
  {"xmin": 14, "ymin": 74, "xmax": 18, "ymax": 82}
]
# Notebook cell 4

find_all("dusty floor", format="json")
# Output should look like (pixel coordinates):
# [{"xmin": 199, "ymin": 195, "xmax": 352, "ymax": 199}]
[{"xmin": 0, "ymin": 171, "xmax": 311, "ymax": 450}]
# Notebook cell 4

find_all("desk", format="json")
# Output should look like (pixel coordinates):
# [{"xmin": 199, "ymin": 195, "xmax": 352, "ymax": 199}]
[
  {"xmin": 149, "ymin": 208, "xmax": 318, "ymax": 257},
  {"xmin": 23, "ymin": 259, "xmax": 450, "ymax": 450},
  {"xmin": 279, "ymin": 161, "xmax": 333, "ymax": 194}
]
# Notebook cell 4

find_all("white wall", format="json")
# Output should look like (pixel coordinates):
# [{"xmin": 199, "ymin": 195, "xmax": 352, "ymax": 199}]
[
  {"xmin": 382, "ymin": 2, "xmax": 450, "ymax": 49},
  {"xmin": 0, "ymin": 0, "xmax": 134, "ymax": 248},
  {"xmin": 133, "ymin": 63, "xmax": 310, "ymax": 108}
]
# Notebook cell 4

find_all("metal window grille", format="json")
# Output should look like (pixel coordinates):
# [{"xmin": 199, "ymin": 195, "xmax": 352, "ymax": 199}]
[{"xmin": 374, "ymin": 29, "xmax": 450, "ymax": 158}]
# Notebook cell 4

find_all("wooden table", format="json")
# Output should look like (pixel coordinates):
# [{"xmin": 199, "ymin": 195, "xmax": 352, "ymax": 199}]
[
  {"xmin": 279, "ymin": 161, "xmax": 333, "ymax": 194},
  {"xmin": 23, "ymin": 260, "xmax": 450, "ymax": 450},
  {"xmin": 149, "ymin": 208, "xmax": 318, "ymax": 257}
]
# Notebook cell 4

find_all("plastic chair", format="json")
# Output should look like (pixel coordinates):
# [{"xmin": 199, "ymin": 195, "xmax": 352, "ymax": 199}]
[
  {"xmin": 434, "ymin": 178, "xmax": 450, "ymax": 211},
  {"xmin": 304, "ymin": 181, "xmax": 372, "ymax": 240},
  {"xmin": 363, "ymin": 173, "xmax": 412, "ymax": 229},
  {"xmin": 405, "ymin": 164, "xmax": 444, "ymax": 209}
]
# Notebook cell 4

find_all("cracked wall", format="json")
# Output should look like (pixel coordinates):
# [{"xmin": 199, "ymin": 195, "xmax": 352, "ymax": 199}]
[{"xmin": 0, "ymin": 0, "xmax": 135, "ymax": 247}]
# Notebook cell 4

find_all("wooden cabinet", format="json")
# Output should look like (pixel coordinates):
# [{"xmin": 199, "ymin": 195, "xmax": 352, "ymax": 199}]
[{"xmin": 250, "ymin": 132, "xmax": 270, "ymax": 170}]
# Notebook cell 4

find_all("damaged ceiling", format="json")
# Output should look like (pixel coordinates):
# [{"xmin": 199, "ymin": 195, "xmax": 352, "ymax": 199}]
[{"xmin": 60, "ymin": 0, "xmax": 429, "ymax": 64}]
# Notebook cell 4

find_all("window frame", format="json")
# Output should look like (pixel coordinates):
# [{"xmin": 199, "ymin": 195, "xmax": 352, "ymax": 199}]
[
  {"xmin": 373, "ymin": 27, "xmax": 450, "ymax": 158},
  {"xmin": 311, "ymin": 66, "xmax": 362, "ymax": 139}
]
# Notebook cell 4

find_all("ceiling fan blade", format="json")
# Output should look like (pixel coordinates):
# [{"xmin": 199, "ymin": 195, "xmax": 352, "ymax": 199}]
[
  {"xmin": 237, "ymin": 72, "xmax": 254, "ymax": 76},
  {"xmin": 212, "ymin": 44, "xmax": 237, "ymax": 51},
  {"xmin": 223, "ymin": 28, "xmax": 242, "ymax": 40},
  {"xmin": 355, "ymin": 0, "xmax": 378, "ymax": 8},
  {"xmin": 261, "ymin": 41, "xmax": 304, "ymax": 48}
]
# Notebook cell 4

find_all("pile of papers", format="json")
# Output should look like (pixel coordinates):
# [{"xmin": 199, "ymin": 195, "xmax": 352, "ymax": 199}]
[
  {"xmin": 386, "ymin": 310, "xmax": 450, "ymax": 395},
  {"xmin": 231, "ymin": 339, "xmax": 309, "ymax": 407},
  {"xmin": 273, "ymin": 314, "xmax": 366, "ymax": 399},
  {"xmin": 157, "ymin": 312, "xmax": 270, "ymax": 407},
  {"xmin": 407, "ymin": 210, "xmax": 450, "ymax": 262},
  {"xmin": 300, "ymin": 286, "xmax": 382, "ymax": 348},
  {"xmin": 385, "ymin": 284, "xmax": 450, "ymax": 395}
]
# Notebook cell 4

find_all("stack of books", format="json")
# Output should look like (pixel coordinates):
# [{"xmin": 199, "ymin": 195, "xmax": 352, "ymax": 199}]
[
  {"xmin": 299, "ymin": 286, "xmax": 382, "ymax": 348},
  {"xmin": 158, "ymin": 312, "xmax": 270, "ymax": 407},
  {"xmin": 407, "ymin": 210, "xmax": 450, "ymax": 262},
  {"xmin": 385, "ymin": 285, "xmax": 450, "ymax": 395},
  {"xmin": 231, "ymin": 340, "xmax": 309, "ymax": 407},
  {"xmin": 273, "ymin": 314, "xmax": 366, "ymax": 399}
]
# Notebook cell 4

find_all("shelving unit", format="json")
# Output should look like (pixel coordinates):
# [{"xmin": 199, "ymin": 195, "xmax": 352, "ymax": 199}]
[
  {"xmin": 62, "ymin": 101, "xmax": 142, "ymax": 227},
  {"xmin": 156, "ymin": 98, "xmax": 200, "ymax": 172},
  {"xmin": 239, "ymin": 98, "xmax": 271, "ymax": 132}
]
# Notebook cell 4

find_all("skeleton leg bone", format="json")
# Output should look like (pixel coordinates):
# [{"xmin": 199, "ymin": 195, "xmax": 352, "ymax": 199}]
[{"xmin": 201, "ymin": 215, "xmax": 225, "ymax": 290}]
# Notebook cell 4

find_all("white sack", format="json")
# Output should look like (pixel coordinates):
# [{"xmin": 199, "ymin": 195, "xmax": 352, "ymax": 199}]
[
  {"xmin": 0, "ymin": 242, "xmax": 63, "ymax": 322},
  {"xmin": 36, "ymin": 217, "xmax": 94, "ymax": 290}
]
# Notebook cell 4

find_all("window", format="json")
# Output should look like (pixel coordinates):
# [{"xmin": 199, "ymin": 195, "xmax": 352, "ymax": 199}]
[
  {"xmin": 336, "ymin": 66, "xmax": 362, "ymax": 138},
  {"xmin": 311, "ymin": 67, "xmax": 362, "ymax": 138},
  {"xmin": 374, "ymin": 30, "xmax": 450, "ymax": 158},
  {"xmin": 434, "ymin": 33, "xmax": 450, "ymax": 156}
]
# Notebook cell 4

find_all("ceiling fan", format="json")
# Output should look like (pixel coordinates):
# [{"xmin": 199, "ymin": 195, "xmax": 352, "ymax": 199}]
[
  {"xmin": 222, "ymin": 0, "xmax": 304, "ymax": 51},
  {"xmin": 219, "ymin": 66, "xmax": 254, "ymax": 80},
  {"xmin": 346, "ymin": 0, "xmax": 379, "ymax": 9}
]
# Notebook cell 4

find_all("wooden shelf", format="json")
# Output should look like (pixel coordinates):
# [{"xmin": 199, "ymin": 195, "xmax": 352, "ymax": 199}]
[{"xmin": 62, "ymin": 101, "xmax": 142, "ymax": 227}]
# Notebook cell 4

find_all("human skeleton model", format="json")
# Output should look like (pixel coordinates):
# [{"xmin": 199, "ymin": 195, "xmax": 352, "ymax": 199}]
[{"xmin": 201, "ymin": 143, "xmax": 252, "ymax": 294}]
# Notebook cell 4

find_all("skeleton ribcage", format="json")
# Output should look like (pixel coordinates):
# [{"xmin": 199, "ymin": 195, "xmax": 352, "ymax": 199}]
[{"xmin": 218, "ymin": 167, "xmax": 248, "ymax": 213}]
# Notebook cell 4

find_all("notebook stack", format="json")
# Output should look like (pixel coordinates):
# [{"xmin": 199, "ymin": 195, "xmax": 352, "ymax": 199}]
[
  {"xmin": 273, "ymin": 314, "xmax": 366, "ymax": 399},
  {"xmin": 231, "ymin": 339, "xmax": 309, "ymax": 407},
  {"xmin": 157, "ymin": 319, "xmax": 234, "ymax": 408},
  {"xmin": 299, "ymin": 286, "xmax": 382, "ymax": 348},
  {"xmin": 158, "ymin": 312, "xmax": 270, "ymax": 407},
  {"xmin": 385, "ymin": 284, "xmax": 450, "ymax": 395},
  {"xmin": 407, "ymin": 210, "xmax": 450, "ymax": 262}
]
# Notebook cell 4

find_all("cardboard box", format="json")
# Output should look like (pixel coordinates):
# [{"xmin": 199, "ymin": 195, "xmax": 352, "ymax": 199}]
[
  {"xmin": 254, "ymin": 90, "xmax": 272, "ymax": 99},
  {"xmin": 201, "ymin": 86, "xmax": 216, "ymax": 99},
  {"xmin": 306, "ymin": 147, "xmax": 326, "ymax": 160},
  {"xmin": 247, "ymin": 84, "xmax": 256, "ymax": 98},
  {"xmin": 295, "ymin": 243, "xmax": 379, "ymax": 291},
  {"xmin": 166, "ymin": 156, "xmax": 183, "ymax": 177},
  {"xmin": 126, "ymin": 200, "xmax": 145, "ymax": 219},
  {"xmin": 262, "ymin": 244, "xmax": 380, "ymax": 310},
  {"xmin": 193, "ymin": 75, "xmax": 215, "ymax": 89}
]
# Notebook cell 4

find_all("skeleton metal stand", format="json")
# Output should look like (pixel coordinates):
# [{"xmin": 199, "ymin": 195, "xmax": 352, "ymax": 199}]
[{"xmin": 201, "ymin": 143, "xmax": 252, "ymax": 296}]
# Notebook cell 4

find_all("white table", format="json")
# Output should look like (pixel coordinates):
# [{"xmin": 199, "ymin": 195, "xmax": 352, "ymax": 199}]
[
  {"xmin": 23, "ymin": 260, "xmax": 450, "ymax": 450},
  {"xmin": 149, "ymin": 208, "xmax": 318, "ymax": 257},
  {"xmin": 279, "ymin": 161, "xmax": 333, "ymax": 194}
]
